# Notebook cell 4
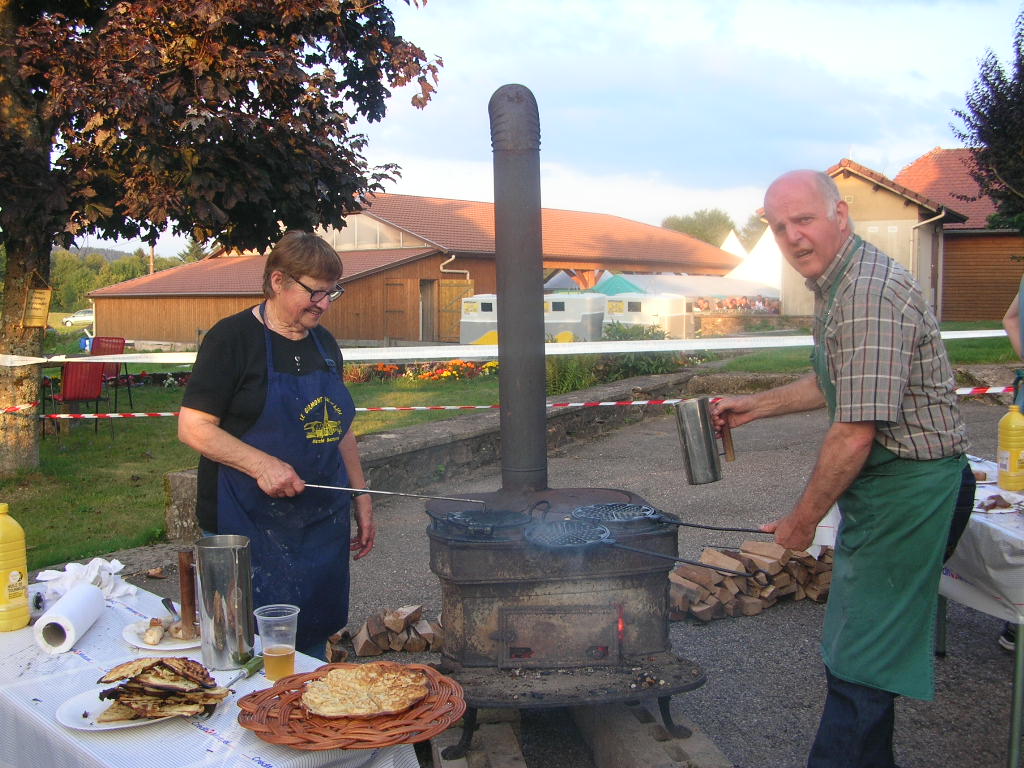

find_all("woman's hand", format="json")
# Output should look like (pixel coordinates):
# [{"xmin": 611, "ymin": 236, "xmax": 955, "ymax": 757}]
[
  {"xmin": 253, "ymin": 456, "xmax": 305, "ymax": 498},
  {"xmin": 351, "ymin": 495, "xmax": 375, "ymax": 560}
]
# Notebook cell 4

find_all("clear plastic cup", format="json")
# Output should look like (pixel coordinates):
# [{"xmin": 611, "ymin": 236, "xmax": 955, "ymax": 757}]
[{"xmin": 254, "ymin": 604, "xmax": 300, "ymax": 682}]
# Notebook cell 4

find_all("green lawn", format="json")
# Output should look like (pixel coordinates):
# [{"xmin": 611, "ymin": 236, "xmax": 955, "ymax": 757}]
[
  {"xmin": 9, "ymin": 367, "xmax": 501, "ymax": 570},
  {"xmin": 716, "ymin": 321, "xmax": 1015, "ymax": 373}
]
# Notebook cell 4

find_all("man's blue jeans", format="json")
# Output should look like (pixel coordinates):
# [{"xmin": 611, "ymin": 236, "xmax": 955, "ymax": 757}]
[{"xmin": 807, "ymin": 667, "xmax": 897, "ymax": 768}]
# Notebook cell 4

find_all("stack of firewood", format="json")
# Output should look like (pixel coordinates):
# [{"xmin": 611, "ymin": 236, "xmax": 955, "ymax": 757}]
[
  {"xmin": 345, "ymin": 605, "xmax": 444, "ymax": 657},
  {"xmin": 669, "ymin": 541, "xmax": 834, "ymax": 622}
]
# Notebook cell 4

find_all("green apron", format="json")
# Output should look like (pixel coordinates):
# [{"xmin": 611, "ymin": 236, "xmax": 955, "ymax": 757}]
[{"xmin": 812, "ymin": 241, "xmax": 964, "ymax": 700}]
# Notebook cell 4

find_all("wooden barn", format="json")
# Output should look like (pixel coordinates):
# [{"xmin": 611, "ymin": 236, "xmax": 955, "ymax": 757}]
[
  {"xmin": 89, "ymin": 193, "xmax": 739, "ymax": 346},
  {"xmin": 895, "ymin": 148, "xmax": 1024, "ymax": 322}
]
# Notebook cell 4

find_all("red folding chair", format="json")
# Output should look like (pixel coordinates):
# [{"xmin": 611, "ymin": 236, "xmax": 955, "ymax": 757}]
[
  {"xmin": 45, "ymin": 361, "xmax": 107, "ymax": 437},
  {"xmin": 90, "ymin": 336, "xmax": 132, "ymax": 411}
]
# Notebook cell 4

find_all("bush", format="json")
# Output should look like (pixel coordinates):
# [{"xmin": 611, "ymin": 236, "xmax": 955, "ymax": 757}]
[
  {"xmin": 546, "ymin": 354, "xmax": 599, "ymax": 395},
  {"xmin": 599, "ymin": 322, "xmax": 686, "ymax": 378}
]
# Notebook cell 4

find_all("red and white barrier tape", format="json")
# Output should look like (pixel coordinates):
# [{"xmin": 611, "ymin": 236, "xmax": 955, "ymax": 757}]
[
  {"xmin": 6, "ymin": 386, "xmax": 1016, "ymax": 419},
  {"xmin": 955, "ymin": 386, "xmax": 1013, "ymax": 396},
  {"xmin": 40, "ymin": 412, "xmax": 180, "ymax": 420}
]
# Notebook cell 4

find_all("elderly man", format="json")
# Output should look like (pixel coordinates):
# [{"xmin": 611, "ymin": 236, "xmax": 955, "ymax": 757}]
[{"xmin": 713, "ymin": 170, "xmax": 968, "ymax": 767}]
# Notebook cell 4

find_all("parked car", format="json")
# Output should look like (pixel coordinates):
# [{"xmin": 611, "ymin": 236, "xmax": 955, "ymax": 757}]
[{"xmin": 62, "ymin": 308, "xmax": 94, "ymax": 327}]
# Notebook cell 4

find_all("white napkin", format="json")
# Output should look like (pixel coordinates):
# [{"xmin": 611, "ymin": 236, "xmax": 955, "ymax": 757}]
[{"xmin": 35, "ymin": 557, "xmax": 137, "ymax": 600}]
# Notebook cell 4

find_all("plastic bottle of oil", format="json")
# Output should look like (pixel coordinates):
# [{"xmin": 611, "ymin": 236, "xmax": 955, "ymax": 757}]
[
  {"xmin": 0, "ymin": 503, "xmax": 28, "ymax": 631},
  {"xmin": 998, "ymin": 404, "xmax": 1024, "ymax": 492}
]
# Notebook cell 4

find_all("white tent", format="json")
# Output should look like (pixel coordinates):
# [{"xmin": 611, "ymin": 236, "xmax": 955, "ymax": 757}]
[
  {"xmin": 726, "ymin": 227, "xmax": 782, "ymax": 290},
  {"xmin": 718, "ymin": 230, "xmax": 748, "ymax": 260}
]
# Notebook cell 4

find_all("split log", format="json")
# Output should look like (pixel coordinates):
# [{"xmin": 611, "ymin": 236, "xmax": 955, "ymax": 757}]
[
  {"xmin": 365, "ymin": 613, "xmax": 390, "ymax": 647},
  {"xmin": 673, "ymin": 563, "xmax": 723, "ymax": 589},
  {"xmin": 384, "ymin": 604, "xmax": 423, "ymax": 633},
  {"xmin": 668, "ymin": 572, "xmax": 710, "ymax": 603},
  {"xmin": 669, "ymin": 543, "xmax": 833, "ymax": 621},
  {"xmin": 389, "ymin": 629, "xmax": 410, "ymax": 652},
  {"xmin": 698, "ymin": 548, "xmax": 746, "ymax": 575},
  {"xmin": 353, "ymin": 624, "xmax": 384, "ymax": 656},
  {"xmin": 740, "ymin": 540, "xmax": 791, "ymax": 565},
  {"xmin": 668, "ymin": 582, "xmax": 692, "ymax": 613}
]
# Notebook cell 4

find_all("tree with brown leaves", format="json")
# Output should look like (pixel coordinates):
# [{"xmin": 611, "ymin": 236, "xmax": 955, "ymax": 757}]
[{"xmin": 0, "ymin": 0, "xmax": 440, "ymax": 473}]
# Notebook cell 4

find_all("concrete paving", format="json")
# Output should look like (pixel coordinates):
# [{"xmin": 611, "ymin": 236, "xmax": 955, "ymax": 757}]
[{"xmin": 87, "ymin": 388, "xmax": 1016, "ymax": 768}]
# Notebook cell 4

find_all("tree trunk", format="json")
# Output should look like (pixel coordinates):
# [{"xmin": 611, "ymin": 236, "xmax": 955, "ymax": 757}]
[
  {"xmin": 0, "ymin": 228, "xmax": 50, "ymax": 475},
  {"xmin": 0, "ymin": 5, "xmax": 59, "ymax": 477}
]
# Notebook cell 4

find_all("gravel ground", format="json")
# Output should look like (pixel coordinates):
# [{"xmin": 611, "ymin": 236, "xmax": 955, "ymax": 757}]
[{"xmin": 112, "ymin": 396, "xmax": 1015, "ymax": 768}]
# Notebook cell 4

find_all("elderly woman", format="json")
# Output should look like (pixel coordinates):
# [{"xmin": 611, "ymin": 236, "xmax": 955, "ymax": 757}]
[{"xmin": 178, "ymin": 230, "xmax": 374, "ymax": 656}]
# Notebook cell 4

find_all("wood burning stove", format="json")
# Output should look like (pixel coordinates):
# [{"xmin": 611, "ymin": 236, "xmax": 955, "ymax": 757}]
[{"xmin": 429, "ymin": 84, "xmax": 707, "ymax": 759}]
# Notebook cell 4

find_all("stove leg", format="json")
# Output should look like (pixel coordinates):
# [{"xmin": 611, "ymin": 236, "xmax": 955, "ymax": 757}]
[
  {"xmin": 441, "ymin": 706, "xmax": 478, "ymax": 759},
  {"xmin": 657, "ymin": 696, "xmax": 692, "ymax": 739}
]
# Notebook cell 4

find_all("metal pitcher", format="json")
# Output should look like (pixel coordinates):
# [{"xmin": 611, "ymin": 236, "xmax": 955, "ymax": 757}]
[
  {"xmin": 674, "ymin": 397, "xmax": 735, "ymax": 485},
  {"xmin": 194, "ymin": 535, "xmax": 254, "ymax": 670}
]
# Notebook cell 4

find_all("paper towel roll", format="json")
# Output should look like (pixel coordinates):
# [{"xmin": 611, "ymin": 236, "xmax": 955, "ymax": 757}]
[{"xmin": 33, "ymin": 582, "xmax": 105, "ymax": 654}]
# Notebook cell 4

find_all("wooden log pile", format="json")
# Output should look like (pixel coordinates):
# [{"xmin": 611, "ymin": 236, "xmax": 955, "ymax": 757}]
[
  {"xmin": 668, "ymin": 541, "xmax": 834, "ymax": 622},
  {"xmin": 344, "ymin": 605, "xmax": 444, "ymax": 658}
]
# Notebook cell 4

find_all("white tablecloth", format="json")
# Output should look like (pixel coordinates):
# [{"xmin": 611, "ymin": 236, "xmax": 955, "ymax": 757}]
[
  {"xmin": 0, "ymin": 587, "xmax": 420, "ymax": 768},
  {"xmin": 941, "ymin": 484, "xmax": 1024, "ymax": 623}
]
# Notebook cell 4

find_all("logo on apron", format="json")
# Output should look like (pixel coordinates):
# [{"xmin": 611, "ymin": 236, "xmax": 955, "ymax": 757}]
[{"xmin": 300, "ymin": 396, "xmax": 346, "ymax": 444}]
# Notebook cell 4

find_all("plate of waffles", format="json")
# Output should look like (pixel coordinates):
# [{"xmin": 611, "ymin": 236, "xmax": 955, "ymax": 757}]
[
  {"xmin": 56, "ymin": 657, "xmax": 231, "ymax": 730},
  {"xmin": 56, "ymin": 687, "xmax": 177, "ymax": 731}
]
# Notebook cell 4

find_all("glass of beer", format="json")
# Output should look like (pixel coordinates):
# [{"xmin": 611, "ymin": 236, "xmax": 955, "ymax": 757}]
[{"xmin": 254, "ymin": 604, "xmax": 300, "ymax": 682}]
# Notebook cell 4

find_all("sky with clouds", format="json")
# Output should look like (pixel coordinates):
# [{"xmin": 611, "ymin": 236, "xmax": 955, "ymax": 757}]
[{"xmin": 101, "ymin": 0, "xmax": 1022, "ymax": 257}]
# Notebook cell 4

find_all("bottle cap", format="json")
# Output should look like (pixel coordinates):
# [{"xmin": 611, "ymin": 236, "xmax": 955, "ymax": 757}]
[{"xmin": 0, "ymin": 503, "xmax": 8, "ymax": 515}]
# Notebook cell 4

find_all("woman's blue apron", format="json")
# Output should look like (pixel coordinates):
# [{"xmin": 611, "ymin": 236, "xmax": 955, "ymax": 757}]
[
  {"xmin": 217, "ymin": 304, "xmax": 355, "ymax": 653},
  {"xmin": 812, "ymin": 241, "xmax": 963, "ymax": 699}
]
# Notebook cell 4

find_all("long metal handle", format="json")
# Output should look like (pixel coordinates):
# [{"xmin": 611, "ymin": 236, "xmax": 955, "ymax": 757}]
[
  {"xmin": 305, "ymin": 483, "xmax": 488, "ymax": 509},
  {"xmin": 665, "ymin": 519, "xmax": 769, "ymax": 535}
]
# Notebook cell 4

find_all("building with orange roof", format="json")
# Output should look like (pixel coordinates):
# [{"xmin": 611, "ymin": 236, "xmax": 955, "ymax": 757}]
[
  {"xmin": 89, "ymin": 193, "xmax": 738, "ymax": 345},
  {"xmin": 895, "ymin": 147, "xmax": 1024, "ymax": 321}
]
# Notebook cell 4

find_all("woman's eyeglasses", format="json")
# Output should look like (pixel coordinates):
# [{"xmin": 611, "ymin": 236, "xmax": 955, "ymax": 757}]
[{"xmin": 288, "ymin": 274, "xmax": 345, "ymax": 303}]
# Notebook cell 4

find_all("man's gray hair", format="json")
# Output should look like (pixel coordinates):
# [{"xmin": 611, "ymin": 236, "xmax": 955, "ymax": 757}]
[
  {"xmin": 814, "ymin": 171, "xmax": 854, "ymax": 231},
  {"xmin": 814, "ymin": 173, "xmax": 842, "ymax": 220}
]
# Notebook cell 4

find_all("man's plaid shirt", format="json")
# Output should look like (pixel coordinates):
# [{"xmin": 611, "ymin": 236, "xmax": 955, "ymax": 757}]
[{"xmin": 809, "ymin": 235, "xmax": 968, "ymax": 460}]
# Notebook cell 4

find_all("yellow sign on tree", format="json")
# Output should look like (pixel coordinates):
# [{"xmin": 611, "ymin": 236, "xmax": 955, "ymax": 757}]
[{"xmin": 21, "ymin": 288, "xmax": 52, "ymax": 328}]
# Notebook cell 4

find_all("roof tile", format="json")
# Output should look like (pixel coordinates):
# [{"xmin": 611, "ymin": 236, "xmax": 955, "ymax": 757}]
[{"xmin": 894, "ymin": 148, "xmax": 995, "ymax": 229}]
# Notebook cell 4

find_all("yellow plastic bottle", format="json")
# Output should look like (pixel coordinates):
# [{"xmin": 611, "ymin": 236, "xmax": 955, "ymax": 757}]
[
  {"xmin": 0, "ymin": 503, "xmax": 28, "ymax": 631},
  {"xmin": 999, "ymin": 405, "xmax": 1024, "ymax": 492}
]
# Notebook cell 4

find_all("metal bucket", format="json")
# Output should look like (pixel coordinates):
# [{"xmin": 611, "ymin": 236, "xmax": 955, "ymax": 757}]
[
  {"xmin": 674, "ymin": 398, "xmax": 722, "ymax": 485},
  {"xmin": 194, "ymin": 535, "xmax": 254, "ymax": 670}
]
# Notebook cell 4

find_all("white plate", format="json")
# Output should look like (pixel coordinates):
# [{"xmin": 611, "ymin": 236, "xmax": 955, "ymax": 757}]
[
  {"xmin": 122, "ymin": 620, "xmax": 200, "ymax": 651},
  {"xmin": 56, "ymin": 688, "xmax": 177, "ymax": 731},
  {"xmin": 975, "ymin": 489, "xmax": 1024, "ymax": 513}
]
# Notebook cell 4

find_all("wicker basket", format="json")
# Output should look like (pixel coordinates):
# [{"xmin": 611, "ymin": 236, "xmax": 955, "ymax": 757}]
[{"xmin": 236, "ymin": 662, "xmax": 466, "ymax": 750}]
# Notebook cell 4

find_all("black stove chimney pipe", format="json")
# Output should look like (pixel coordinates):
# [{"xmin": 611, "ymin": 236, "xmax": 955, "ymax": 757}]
[{"xmin": 489, "ymin": 84, "xmax": 548, "ymax": 494}]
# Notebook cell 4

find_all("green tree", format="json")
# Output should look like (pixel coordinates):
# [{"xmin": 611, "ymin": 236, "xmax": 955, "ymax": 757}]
[
  {"xmin": 738, "ymin": 212, "xmax": 768, "ymax": 251},
  {"xmin": 0, "ymin": 1, "xmax": 439, "ymax": 474},
  {"xmin": 50, "ymin": 249, "xmax": 103, "ymax": 310},
  {"xmin": 176, "ymin": 238, "xmax": 208, "ymax": 263},
  {"xmin": 953, "ymin": 10, "xmax": 1024, "ymax": 231},
  {"xmin": 98, "ymin": 251, "xmax": 149, "ymax": 286},
  {"xmin": 662, "ymin": 208, "xmax": 736, "ymax": 247}
]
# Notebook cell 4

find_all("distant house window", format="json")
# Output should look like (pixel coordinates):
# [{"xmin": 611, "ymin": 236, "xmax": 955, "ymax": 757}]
[
  {"xmin": 551, "ymin": 301, "xmax": 565, "ymax": 312},
  {"xmin": 627, "ymin": 301, "xmax": 642, "ymax": 313},
  {"xmin": 481, "ymin": 302, "xmax": 493, "ymax": 312}
]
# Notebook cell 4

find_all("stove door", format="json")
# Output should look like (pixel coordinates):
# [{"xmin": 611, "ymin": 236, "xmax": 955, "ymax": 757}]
[{"xmin": 496, "ymin": 605, "xmax": 619, "ymax": 668}]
